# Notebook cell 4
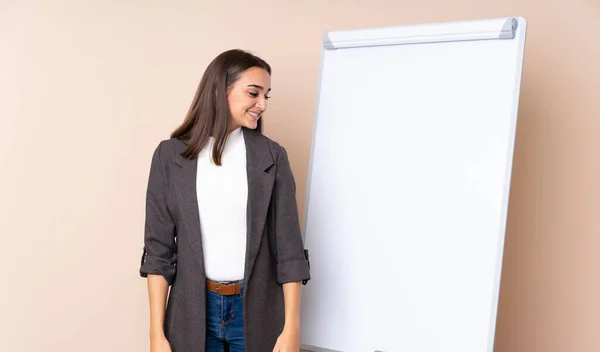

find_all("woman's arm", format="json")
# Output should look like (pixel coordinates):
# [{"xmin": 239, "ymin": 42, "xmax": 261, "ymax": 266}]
[
  {"xmin": 271, "ymin": 145, "xmax": 311, "ymax": 351},
  {"xmin": 148, "ymin": 275, "xmax": 173, "ymax": 352},
  {"xmin": 148, "ymin": 274, "xmax": 170, "ymax": 339},
  {"xmin": 273, "ymin": 281, "xmax": 303, "ymax": 351},
  {"xmin": 282, "ymin": 281, "xmax": 302, "ymax": 331},
  {"xmin": 139, "ymin": 142, "xmax": 177, "ymax": 350},
  {"xmin": 139, "ymin": 142, "xmax": 177, "ymax": 285},
  {"xmin": 271, "ymin": 145, "xmax": 311, "ymax": 285}
]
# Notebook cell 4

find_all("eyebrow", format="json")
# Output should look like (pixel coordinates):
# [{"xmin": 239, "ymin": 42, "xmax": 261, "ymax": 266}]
[{"xmin": 247, "ymin": 84, "xmax": 271, "ymax": 92}]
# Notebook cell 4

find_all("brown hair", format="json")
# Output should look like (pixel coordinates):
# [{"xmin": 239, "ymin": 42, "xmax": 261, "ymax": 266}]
[{"xmin": 171, "ymin": 49, "xmax": 271, "ymax": 165}]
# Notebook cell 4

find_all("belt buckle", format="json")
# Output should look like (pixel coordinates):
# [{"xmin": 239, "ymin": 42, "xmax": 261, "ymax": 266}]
[{"xmin": 215, "ymin": 281, "xmax": 231, "ymax": 295}]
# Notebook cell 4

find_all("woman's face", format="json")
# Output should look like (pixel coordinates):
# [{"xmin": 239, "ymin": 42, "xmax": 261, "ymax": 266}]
[{"xmin": 227, "ymin": 67, "xmax": 271, "ymax": 131}]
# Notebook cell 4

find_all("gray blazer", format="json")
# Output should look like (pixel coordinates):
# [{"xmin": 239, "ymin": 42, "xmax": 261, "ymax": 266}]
[{"xmin": 139, "ymin": 127, "xmax": 311, "ymax": 352}]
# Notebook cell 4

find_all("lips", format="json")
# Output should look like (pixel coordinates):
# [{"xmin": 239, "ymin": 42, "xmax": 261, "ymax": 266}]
[{"xmin": 247, "ymin": 111, "xmax": 261, "ymax": 119}]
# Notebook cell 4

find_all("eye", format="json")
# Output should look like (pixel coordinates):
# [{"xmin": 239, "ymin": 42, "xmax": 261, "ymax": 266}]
[{"xmin": 249, "ymin": 92, "xmax": 271, "ymax": 100}]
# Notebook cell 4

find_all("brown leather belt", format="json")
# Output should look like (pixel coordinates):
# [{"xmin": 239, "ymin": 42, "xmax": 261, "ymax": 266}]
[{"xmin": 206, "ymin": 279, "xmax": 241, "ymax": 296}]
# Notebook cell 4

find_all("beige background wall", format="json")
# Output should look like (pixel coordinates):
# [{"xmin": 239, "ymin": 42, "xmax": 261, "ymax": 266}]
[{"xmin": 1, "ymin": 0, "xmax": 599, "ymax": 351}]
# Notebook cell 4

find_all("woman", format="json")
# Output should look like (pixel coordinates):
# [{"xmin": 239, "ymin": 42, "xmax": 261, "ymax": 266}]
[{"xmin": 139, "ymin": 49, "xmax": 311, "ymax": 352}]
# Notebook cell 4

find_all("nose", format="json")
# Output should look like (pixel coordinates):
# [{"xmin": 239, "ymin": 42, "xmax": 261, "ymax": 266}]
[{"xmin": 255, "ymin": 96, "xmax": 266, "ymax": 110}]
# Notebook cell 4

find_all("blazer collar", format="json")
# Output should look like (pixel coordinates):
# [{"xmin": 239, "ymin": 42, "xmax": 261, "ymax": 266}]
[{"xmin": 174, "ymin": 127, "xmax": 274, "ymax": 170}]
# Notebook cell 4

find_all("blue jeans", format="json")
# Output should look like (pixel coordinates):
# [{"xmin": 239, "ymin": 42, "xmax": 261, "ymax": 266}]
[{"xmin": 205, "ymin": 281, "xmax": 245, "ymax": 352}]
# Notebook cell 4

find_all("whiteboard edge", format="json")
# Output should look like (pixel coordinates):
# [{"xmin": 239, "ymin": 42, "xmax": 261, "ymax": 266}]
[
  {"xmin": 486, "ymin": 15, "xmax": 528, "ymax": 352},
  {"xmin": 300, "ymin": 45, "xmax": 327, "ymax": 243},
  {"xmin": 298, "ymin": 42, "xmax": 327, "ymax": 347}
]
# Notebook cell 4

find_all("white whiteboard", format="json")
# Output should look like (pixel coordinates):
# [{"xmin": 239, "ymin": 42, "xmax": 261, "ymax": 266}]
[{"xmin": 299, "ymin": 17, "xmax": 527, "ymax": 352}]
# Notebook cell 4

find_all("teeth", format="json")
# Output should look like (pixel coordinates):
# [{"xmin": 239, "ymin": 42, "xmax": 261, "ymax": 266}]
[{"xmin": 248, "ymin": 111, "xmax": 260, "ymax": 117}]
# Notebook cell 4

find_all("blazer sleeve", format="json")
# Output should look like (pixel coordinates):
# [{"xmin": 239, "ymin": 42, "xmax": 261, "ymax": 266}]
[
  {"xmin": 139, "ymin": 141, "xmax": 177, "ymax": 285},
  {"xmin": 273, "ymin": 145, "xmax": 311, "ymax": 285}
]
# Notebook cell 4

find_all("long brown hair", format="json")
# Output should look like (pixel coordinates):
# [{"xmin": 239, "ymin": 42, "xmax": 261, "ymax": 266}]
[{"xmin": 171, "ymin": 49, "xmax": 271, "ymax": 165}]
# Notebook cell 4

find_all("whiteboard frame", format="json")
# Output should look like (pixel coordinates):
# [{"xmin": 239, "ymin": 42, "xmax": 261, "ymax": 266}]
[
  {"xmin": 300, "ymin": 16, "xmax": 528, "ymax": 352},
  {"xmin": 323, "ymin": 17, "xmax": 519, "ymax": 49}
]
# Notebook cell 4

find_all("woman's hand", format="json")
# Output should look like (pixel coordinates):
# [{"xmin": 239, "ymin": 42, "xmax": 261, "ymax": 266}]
[
  {"xmin": 150, "ymin": 335, "xmax": 172, "ymax": 352},
  {"xmin": 272, "ymin": 326, "xmax": 300, "ymax": 352}
]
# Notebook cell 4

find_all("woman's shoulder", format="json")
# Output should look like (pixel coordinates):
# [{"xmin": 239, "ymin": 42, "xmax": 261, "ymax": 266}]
[
  {"xmin": 242, "ymin": 127, "xmax": 285, "ymax": 154},
  {"xmin": 158, "ymin": 136, "xmax": 187, "ymax": 152},
  {"xmin": 149, "ymin": 137, "xmax": 187, "ymax": 163}
]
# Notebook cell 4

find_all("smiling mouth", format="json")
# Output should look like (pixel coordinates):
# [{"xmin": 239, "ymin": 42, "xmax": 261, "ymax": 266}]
[{"xmin": 247, "ymin": 111, "xmax": 261, "ymax": 119}]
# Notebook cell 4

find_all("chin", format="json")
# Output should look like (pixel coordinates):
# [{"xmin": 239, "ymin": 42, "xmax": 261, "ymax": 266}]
[{"xmin": 245, "ymin": 120, "xmax": 259, "ymax": 130}]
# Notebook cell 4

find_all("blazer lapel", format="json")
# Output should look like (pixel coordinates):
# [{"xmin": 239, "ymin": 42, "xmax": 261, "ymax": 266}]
[
  {"xmin": 173, "ymin": 145, "xmax": 206, "ymax": 277},
  {"xmin": 243, "ymin": 128, "xmax": 275, "ymax": 284}
]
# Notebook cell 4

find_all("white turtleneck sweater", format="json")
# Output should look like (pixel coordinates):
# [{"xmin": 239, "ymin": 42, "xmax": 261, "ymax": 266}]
[{"xmin": 196, "ymin": 127, "xmax": 248, "ymax": 282}]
